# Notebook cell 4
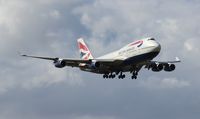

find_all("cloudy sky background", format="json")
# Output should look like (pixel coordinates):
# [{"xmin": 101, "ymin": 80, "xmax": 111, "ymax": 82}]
[{"xmin": 0, "ymin": 0, "xmax": 200, "ymax": 119}]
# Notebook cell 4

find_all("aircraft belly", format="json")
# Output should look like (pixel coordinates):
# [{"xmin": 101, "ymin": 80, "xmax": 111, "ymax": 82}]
[
  {"xmin": 123, "ymin": 51, "xmax": 159, "ymax": 65},
  {"xmin": 80, "ymin": 63, "xmax": 139, "ymax": 74}
]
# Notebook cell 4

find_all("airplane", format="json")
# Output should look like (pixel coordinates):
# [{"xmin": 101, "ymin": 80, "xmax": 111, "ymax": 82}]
[{"xmin": 21, "ymin": 37, "xmax": 181, "ymax": 79}]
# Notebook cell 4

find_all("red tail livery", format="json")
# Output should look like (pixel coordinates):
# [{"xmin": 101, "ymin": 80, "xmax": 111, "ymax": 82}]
[{"xmin": 77, "ymin": 38, "xmax": 94, "ymax": 60}]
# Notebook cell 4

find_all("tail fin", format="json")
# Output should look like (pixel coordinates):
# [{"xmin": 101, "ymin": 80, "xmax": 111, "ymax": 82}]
[{"xmin": 77, "ymin": 38, "xmax": 94, "ymax": 60}]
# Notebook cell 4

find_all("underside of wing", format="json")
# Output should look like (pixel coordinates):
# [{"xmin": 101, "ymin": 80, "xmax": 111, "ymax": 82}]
[
  {"xmin": 63, "ymin": 59, "xmax": 124, "ymax": 68},
  {"xmin": 93, "ymin": 59, "xmax": 124, "ymax": 66}
]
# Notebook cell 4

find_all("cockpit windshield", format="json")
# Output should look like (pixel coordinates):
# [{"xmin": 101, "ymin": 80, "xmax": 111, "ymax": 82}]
[{"xmin": 148, "ymin": 38, "xmax": 155, "ymax": 41}]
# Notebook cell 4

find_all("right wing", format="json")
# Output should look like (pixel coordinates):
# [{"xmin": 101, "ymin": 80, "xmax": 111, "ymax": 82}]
[
  {"xmin": 144, "ymin": 57, "xmax": 181, "ymax": 71},
  {"xmin": 149, "ymin": 57, "xmax": 181, "ymax": 65}
]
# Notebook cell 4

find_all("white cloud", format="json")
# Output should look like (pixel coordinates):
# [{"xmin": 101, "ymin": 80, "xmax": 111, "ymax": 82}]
[
  {"xmin": 21, "ymin": 66, "xmax": 84, "ymax": 90},
  {"xmin": 139, "ymin": 77, "xmax": 190, "ymax": 89},
  {"xmin": 0, "ymin": 0, "xmax": 200, "ymax": 119},
  {"xmin": 0, "ymin": 0, "xmax": 26, "ymax": 34},
  {"xmin": 0, "ymin": 78, "xmax": 16, "ymax": 94},
  {"xmin": 0, "ymin": 0, "xmax": 85, "ymax": 93},
  {"xmin": 184, "ymin": 39, "xmax": 199, "ymax": 52},
  {"xmin": 160, "ymin": 78, "xmax": 190, "ymax": 88},
  {"xmin": 49, "ymin": 10, "xmax": 61, "ymax": 19}
]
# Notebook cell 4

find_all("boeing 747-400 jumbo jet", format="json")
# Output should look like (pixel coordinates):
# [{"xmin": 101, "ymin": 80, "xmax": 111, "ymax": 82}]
[{"xmin": 21, "ymin": 37, "xmax": 180, "ymax": 79}]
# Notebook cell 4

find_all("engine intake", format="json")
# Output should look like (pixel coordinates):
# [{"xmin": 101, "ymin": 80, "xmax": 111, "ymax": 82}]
[
  {"xmin": 90, "ymin": 60, "xmax": 101, "ymax": 68},
  {"xmin": 164, "ymin": 64, "xmax": 175, "ymax": 72},
  {"xmin": 151, "ymin": 63, "xmax": 163, "ymax": 72},
  {"xmin": 54, "ymin": 59, "xmax": 66, "ymax": 68}
]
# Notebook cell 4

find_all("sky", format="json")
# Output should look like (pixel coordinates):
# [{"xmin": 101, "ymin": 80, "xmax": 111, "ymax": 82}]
[{"xmin": 0, "ymin": 0, "xmax": 200, "ymax": 119}]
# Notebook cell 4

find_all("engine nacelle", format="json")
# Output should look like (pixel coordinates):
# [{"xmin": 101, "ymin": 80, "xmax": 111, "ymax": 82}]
[
  {"xmin": 152, "ymin": 64, "xmax": 163, "ymax": 72},
  {"xmin": 164, "ymin": 64, "xmax": 175, "ymax": 72},
  {"xmin": 54, "ymin": 59, "xmax": 66, "ymax": 68},
  {"xmin": 89, "ymin": 60, "xmax": 100, "ymax": 69}
]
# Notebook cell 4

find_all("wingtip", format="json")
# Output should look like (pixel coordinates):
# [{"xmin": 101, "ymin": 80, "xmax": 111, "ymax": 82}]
[
  {"xmin": 21, "ymin": 54, "xmax": 27, "ymax": 57},
  {"xmin": 18, "ymin": 52, "xmax": 27, "ymax": 57},
  {"xmin": 175, "ymin": 57, "xmax": 181, "ymax": 62}
]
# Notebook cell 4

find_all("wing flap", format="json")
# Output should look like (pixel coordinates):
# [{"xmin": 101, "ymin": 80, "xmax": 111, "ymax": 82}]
[{"xmin": 21, "ymin": 54, "xmax": 124, "ymax": 68}]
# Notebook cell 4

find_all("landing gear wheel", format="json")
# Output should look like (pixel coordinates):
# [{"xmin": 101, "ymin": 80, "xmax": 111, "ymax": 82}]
[
  {"xmin": 131, "ymin": 70, "xmax": 138, "ymax": 79},
  {"xmin": 116, "ymin": 71, "xmax": 120, "ymax": 75},
  {"xmin": 131, "ymin": 75, "xmax": 137, "ymax": 79},
  {"xmin": 108, "ymin": 73, "xmax": 115, "ymax": 79},
  {"xmin": 135, "ymin": 72, "xmax": 138, "ymax": 76},
  {"xmin": 103, "ymin": 74, "xmax": 109, "ymax": 79},
  {"xmin": 118, "ymin": 74, "xmax": 125, "ymax": 79},
  {"xmin": 122, "ymin": 74, "xmax": 125, "ymax": 79},
  {"xmin": 112, "ymin": 74, "xmax": 115, "ymax": 78},
  {"xmin": 131, "ymin": 76, "xmax": 134, "ymax": 79}
]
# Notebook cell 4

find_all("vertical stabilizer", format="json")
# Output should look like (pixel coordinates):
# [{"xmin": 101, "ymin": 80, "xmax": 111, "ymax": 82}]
[{"xmin": 77, "ymin": 38, "xmax": 94, "ymax": 60}]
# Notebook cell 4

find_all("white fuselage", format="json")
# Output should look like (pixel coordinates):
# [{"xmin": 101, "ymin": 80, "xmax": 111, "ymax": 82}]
[
  {"xmin": 80, "ymin": 37, "xmax": 161, "ymax": 74},
  {"xmin": 97, "ymin": 37, "xmax": 161, "ymax": 61}
]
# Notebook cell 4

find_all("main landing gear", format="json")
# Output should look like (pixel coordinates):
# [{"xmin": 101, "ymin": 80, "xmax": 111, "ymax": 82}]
[
  {"xmin": 102, "ymin": 70, "xmax": 139, "ymax": 79},
  {"xmin": 103, "ymin": 73, "xmax": 115, "ymax": 79},
  {"xmin": 103, "ymin": 72, "xmax": 125, "ymax": 79},
  {"xmin": 118, "ymin": 72, "xmax": 125, "ymax": 79},
  {"xmin": 131, "ymin": 70, "xmax": 138, "ymax": 79}
]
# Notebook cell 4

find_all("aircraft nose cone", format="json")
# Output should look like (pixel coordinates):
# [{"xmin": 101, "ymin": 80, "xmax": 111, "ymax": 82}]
[{"xmin": 154, "ymin": 42, "xmax": 161, "ymax": 52}]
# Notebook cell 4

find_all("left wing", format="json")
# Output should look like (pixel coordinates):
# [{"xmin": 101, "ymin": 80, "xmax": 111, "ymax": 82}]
[
  {"xmin": 20, "ymin": 54, "xmax": 124, "ymax": 68},
  {"xmin": 21, "ymin": 54, "xmax": 57, "ymax": 61},
  {"xmin": 21, "ymin": 54, "xmax": 91, "ymax": 67}
]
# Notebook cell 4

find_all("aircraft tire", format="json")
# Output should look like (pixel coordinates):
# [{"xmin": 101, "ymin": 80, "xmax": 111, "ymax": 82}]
[
  {"xmin": 131, "ymin": 75, "xmax": 137, "ymax": 79},
  {"xmin": 122, "ymin": 74, "xmax": 125, "ymax": 79},
  {"xmin": 112, "ymin": 75, "xmax": 115, "ymax": 78}
]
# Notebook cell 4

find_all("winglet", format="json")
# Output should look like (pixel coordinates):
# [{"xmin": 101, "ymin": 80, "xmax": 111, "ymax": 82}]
[
  {"xmin": 21, "ymin": 54, "xmax": 27, "ymax": 57},
  {"xmin": 18, "ymin": 51, "xmax": 25, "ymax": 56},
  {"xmin": 175, "ymin": 57, "xmax": 181, "ymax": 62}
]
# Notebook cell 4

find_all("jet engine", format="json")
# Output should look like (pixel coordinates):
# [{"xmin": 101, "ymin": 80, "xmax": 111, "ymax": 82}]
[
  {"xmin": 89, "ymin": 60, "xmax": 100, "ymax": 68},
  {"xmin": 54, "ymin": 58, "xmax": 66, "ymax": 68},
  {"xmin": 151, "ymin": 63, "xmax": 163, "ymax": 72},
  {"xmin": 164, "ymin": 64, "xmax": 175, "ymax": 72}
]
